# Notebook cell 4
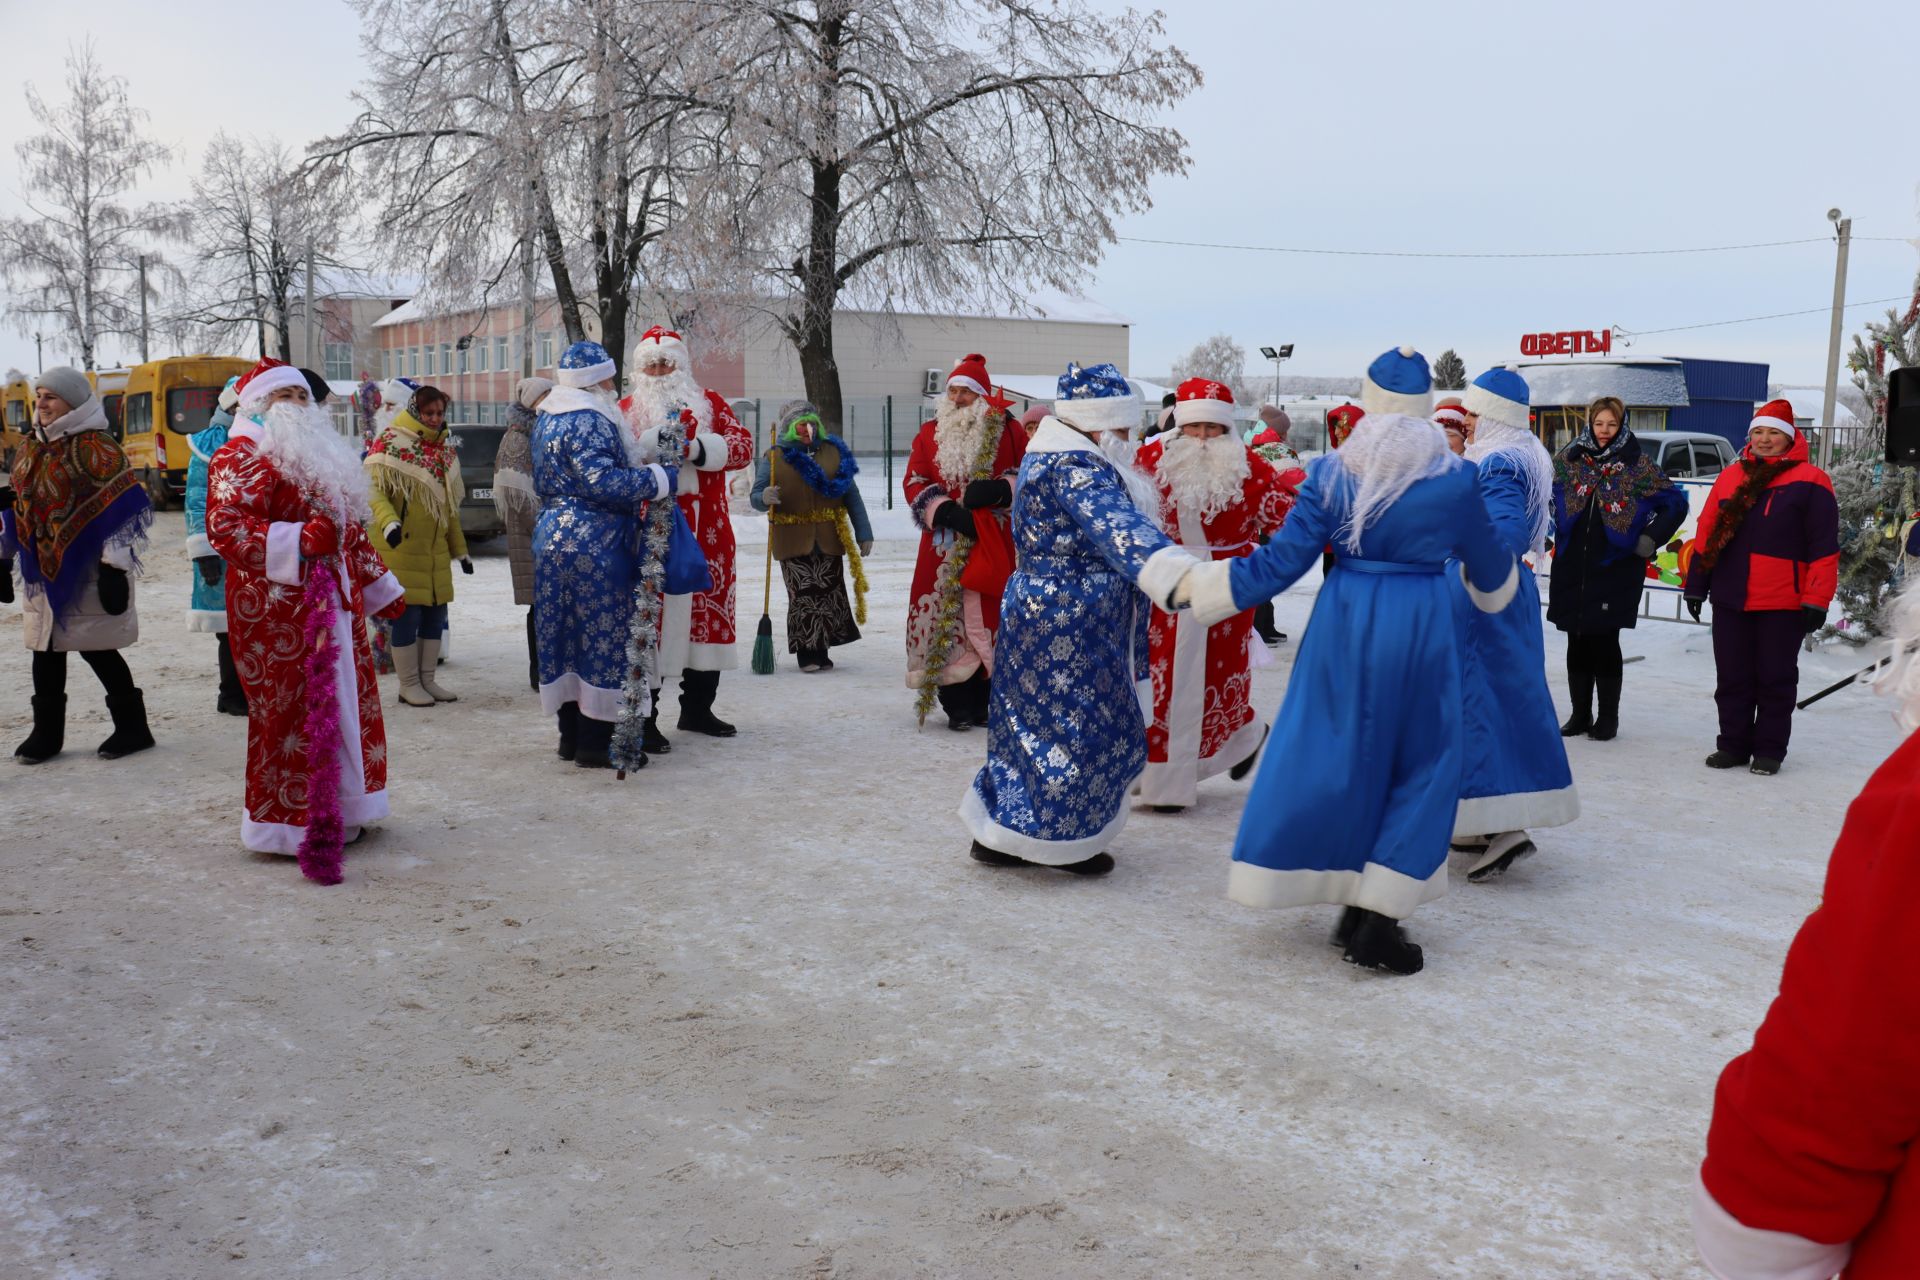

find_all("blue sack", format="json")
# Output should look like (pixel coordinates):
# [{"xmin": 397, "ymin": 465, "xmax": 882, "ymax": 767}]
[{"xmin": 663, "ymin": 501, "xmax": 713, "ymax": 595}]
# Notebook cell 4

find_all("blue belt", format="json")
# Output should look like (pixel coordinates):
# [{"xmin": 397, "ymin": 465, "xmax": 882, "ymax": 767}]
[{"xmin": 1335, "ymin": 557, "xmax": 1444, "ymax": 576}]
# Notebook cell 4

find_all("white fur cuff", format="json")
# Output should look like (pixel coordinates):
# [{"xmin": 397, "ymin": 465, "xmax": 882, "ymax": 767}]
[
  {"xmin": 692, "ymin": 432, "xmax": 729, "ymax": 472},
  {"xmin": 1137, "ymin": 545, "xmax": 1200, "ymax": 610},
  {"xmin": 1185, "ymin": 559, "xmax": 1241, "ymax": 626},
  {"xmin": 266, "ymin": 522, "xmax": 305, "ymax": 587},
  {"xmin": 645, "ymin": 464, "xmax": 670, "ymax": 497},
  {"xmin": 362, "ymin": 571, "xmax": 405, "ymax": 615},
  {"xmin": 1689, "ymin": 1172, "xmax": 1849, "ymax": 1280},
  {"xmin": 185, "ymin": 532, "xmax": 214, "ymax": 560},
  {"xmin": 1463, "ymin": 559, "xmax": 1519, "ymax": 613}
]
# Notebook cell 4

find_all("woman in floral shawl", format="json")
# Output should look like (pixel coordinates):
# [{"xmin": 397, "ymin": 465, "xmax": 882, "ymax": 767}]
[{"xmin": 1547, "ymin": 396, "xmax": 1689, "ymax": 740}]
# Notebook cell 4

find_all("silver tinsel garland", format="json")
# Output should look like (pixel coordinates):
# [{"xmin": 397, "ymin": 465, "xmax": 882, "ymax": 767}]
[{"xmin": 612, "ymin": 405, "xmax": 689, "ymax": 778}]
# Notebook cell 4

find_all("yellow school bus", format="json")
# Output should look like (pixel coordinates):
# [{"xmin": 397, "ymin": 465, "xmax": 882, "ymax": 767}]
[
  {"xmin": 1, "ymin": 371, "xmax": 31, "ymax": 470},
  {"xmin": 120, "ymin": 355, "xmax": 253, "ymax": 508},
  {"xmin": 93, "ymin": 366, "xmax": 131, "ymax": 442}
]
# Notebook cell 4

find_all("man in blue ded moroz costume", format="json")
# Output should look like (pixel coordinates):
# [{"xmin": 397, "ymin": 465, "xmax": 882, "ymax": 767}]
[
  {"xmin": 961, "ymin": 363, "xmax": 1208, "ymax": 877},
  {"xmin": 1449, "ymin": 367, "xmax": 1579, "ymax": 880},
  {"xmin": 531, "ymin": 340, "xmax": 678, "ymax": 770},
  {"xmin": 1180, "ymin": 346, "xmax": 1519, "ymax": 974}
]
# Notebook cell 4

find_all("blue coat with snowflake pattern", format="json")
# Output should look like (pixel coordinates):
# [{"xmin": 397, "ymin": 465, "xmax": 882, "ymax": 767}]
[
  {"xmin": 183, "ymin": 410, "xmax": 234, "ymax": 633},
  {"xmin": 960, "ymin": 418, "xmax": 1195, "ymax": 864}
]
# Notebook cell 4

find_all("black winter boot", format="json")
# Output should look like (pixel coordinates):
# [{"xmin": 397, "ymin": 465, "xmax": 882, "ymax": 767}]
[
  {"xmin": 1331, "ymin": 905, "xmax": 1365, "ymax": 949},
  {"xmin": 1342, "ymin": 909, "xmax": 1424, "ymax": 975},
  {"xmin": 1253, "ymin": 600, "xmax": 1285, "ymax": 646},
  {"xmin": 1589, "ymin": 670, "xmax": 1622, "ymax": 742},
  {"xmin": 556, "ymin": 702, "xmax": 579, "ymax": 760},
  {"xmin": 574, "ymin": 715, "xmax": 614, "ymax": 769},
  {"xmin": 1560, "ymin": 658, "xmax": 1594, "ymax": 737},
  {"xmin": 642, "ymin": 711, "xmax": 671, "ymax": 755},
  {"xmin": 676, "ymin": 669, "xmax": 736, "ymax": 737},
  {"xmin": 970, "ymin": 840, "xmax": 1027, "ymax": 867},
  {"xmin": 215, "ymin": 633, "xmax": 249, "ymax": 716},
  {"xmin": 526, "ymin": 609, "xmax": 539, "ymax": 692},
  {"xmin": 967, "ymin": 672, "xmax": 992, "ymax": 728},
  {"xmin": 98, "ymin": 689, "xmax": 155, "ymax": 759},
  {"xmin": 1705, "ymin": 749, "xmax": 1750, "ymax": 769},
  {"xmin": 936, "ymin": 680, "xmax": 972, "ymax": 731},
  {"xmin": 1059, "ymin": 852, "xmax": 1115, "ymax": 876},
  {"xmin": 14, "ymin": 694, "xmax": 66, "ymax": 764}
]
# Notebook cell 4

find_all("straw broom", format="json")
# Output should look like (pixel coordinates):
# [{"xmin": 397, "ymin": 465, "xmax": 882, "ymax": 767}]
[{"xmin": 751, "ymin": 419, "xmax": 778, "ymax": 675}]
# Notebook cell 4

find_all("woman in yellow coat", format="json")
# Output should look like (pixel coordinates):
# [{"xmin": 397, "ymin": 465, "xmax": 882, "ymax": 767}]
[{"xmin": 365, "ymin": 384, "xmax": 470, "ymax": 707}]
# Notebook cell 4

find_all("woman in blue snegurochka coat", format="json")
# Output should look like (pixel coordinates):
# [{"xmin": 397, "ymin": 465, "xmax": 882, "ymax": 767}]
[
  {"xmin": 1446, "ymin": 368, "xmax": 1580, "ymax": 883},
  {"xmin": 1182, "ymin": 347, "xmax": 1518, "ymax": 975},
  {"xmin": 961, "ymin": 363, "xmax": 1207, "ymax": 880},
  {"xmin": 183, "ymin": 375, "xmax": 245, "ymax": 716},
  {"xmin": 1547, "ymin": 395, "xmax": 1688, "ymax": 742}
]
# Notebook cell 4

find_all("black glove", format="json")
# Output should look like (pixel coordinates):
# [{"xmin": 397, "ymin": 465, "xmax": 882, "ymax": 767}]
[
  {"xmin": 0, "ymin": 557, "xmax": 12, "ymax": 606},
  {"xmin": 1802, "ymin": 605, "xmax": 1826, "ymax": 635},
  {"xmin": 195, "ymin": 555, "xmax": 222, "ymax": 585},
  {"xmin": 460, "ymin": 557, "xmax": 474, "ymax": 575},
  {"xmin": 384, "ymin": 523, "xmax": 403, "ymax": 549},
  {"xmin": 962, "ymin": 478, "xmax": 1012, "ymax": 510},
  {"xmin": 687, "ymin": 438, "xmax": 707, "ymax": 468},
  {"xmin": 97, "ymin": 565, "xmax": 130, "ymax": 616},
  {"xmin": 1685, "ymin": 596, "xmax": 1704, "ymax": 622},
  {"xmin": 932, "ymin": 500, "xmax": 978, "ymax": 541}
]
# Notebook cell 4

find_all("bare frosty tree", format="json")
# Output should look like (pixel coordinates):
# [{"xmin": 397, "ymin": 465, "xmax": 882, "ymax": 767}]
[
  {"xmin": 665, "ymin": 1, "xmax": 1197, "ymax": 428},
  {"xmin": 1170, "ymin": 333, "xmax": 1250, "ymax": 404},
  {"xmin": 0, "ymin": 44, "xmax": 189, "ymax": 370},
  {"xmin": 311, "ymin": 0, "xmax": 691, "ymax": 376},
  {"xmin": 1432, "ymin": 349, "xmax": 1467, "ymax": 391},
  {"xmin": 179, "ymin": 135, "xmax": 357, "ymax": 361}
]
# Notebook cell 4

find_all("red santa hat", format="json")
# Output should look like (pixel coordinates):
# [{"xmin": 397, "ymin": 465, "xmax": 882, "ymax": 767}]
[
  {"xmin": 633, "ymin": 325, "xmax": 690, "ymax": 370},
  {"xmin": 1750, "ymin": 399, "xmax": 1797, "ymax": 438},
  {"xmin": 1172, "ymin": 377, "xmax": 1236, "ymax": 428},
  {"xmin": 1433, "ymin": 405, "xmax": 1469, "ymax": 428},
  {"xmin": 948, "ymin": 353, "xmax": 992, "ymax": 397},
  {"xmin": 235, "ymin": 358, "xmax": 309, "ymax": 408}
]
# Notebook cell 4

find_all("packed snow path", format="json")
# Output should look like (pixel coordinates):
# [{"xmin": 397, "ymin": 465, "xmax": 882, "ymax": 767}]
[{"xmin": 2, "ymin": 501, "xmax": 1901, "ymax": 1278}]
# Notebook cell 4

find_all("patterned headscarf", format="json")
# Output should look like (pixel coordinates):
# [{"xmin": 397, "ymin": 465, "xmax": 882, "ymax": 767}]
[{"xmin": 7, "ymin": 395, "xmax": 151, "ymax": 620}]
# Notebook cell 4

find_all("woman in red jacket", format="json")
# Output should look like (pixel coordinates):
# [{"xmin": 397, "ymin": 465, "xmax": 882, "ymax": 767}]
[
  {"xmin": 1683, "ymin": 401, "xmax": 1839, "ymax": 775},
  {"xmin": 1692, "ymin": 582, "xmax": 1920, "ymax": 1279}
]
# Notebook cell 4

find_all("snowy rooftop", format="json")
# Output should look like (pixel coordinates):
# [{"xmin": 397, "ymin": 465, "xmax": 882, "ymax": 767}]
[{"xmin": 1515, "ymin": 359, "xmax": 1691, "ymax": 408}]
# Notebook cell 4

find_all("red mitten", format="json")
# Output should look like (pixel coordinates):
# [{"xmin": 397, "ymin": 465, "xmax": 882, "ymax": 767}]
[
  {"xmin": 376, "ymin": 597, "xmax": 408, "ymax": 620},
  {"xmin": 300, "ymin": 518, "xmax": 339, "ymax": 558}
]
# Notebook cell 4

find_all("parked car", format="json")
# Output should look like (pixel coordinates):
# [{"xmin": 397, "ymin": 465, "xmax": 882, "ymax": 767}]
[
  {"xmin": 1636, "ymin": 430, "xmax": 1737, "ymax": 480},
  {"xmin": 447, "ymin": 422, "xmax": 507, "ymax": 543}
]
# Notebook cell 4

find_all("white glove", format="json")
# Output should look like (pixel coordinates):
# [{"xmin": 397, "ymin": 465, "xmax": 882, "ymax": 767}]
[
  {"xmin": 760, "ymin": 484, "xmax": 782, "ymax": 506},
  {"xmin": 1172, "ymin": 572, "xmax": 1197, "ymax": 608}
]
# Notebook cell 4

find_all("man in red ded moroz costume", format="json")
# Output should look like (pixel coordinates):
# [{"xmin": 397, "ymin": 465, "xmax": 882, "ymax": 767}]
[
  {"xmin": 902, "ymin": 353, "xmax": 1027, "ymax": 730},
  {"xmin": 621, "ymin": 324, "xmax": 756, "ymax": 748},
  {"xmin": 1691, "ymin": 576, "xmax": 1920, "ymax": 1280},
  {"xmin": 205, "ymin": 358, "xmax": 408, "ymax": 884},
  {"xmin": 1134, "ymin": 378, "xmax": 1299, "ymax": 811}
]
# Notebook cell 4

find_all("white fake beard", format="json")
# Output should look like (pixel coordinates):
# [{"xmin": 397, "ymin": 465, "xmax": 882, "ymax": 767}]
[
  {"xmin": 1875, "ymin": 579, "xmax": 1920, "ymax": 731},
  {"xmin": 933, "ymin": 396, "xmax": 990, "ymax": 484},
  {"xmin": 1094, "ymin": 430, "xmax": 1167, "ymax": 530},
  {"xmin": 627, "ymin": 366, "xmax": 708, "ymax": 435},
  {"xmin": 1158, "ymin": 433, "xmax": 1251, "ymax": 521},
  {"xmin": 255, "ymin": 401, "xmax": 373, "ymax": 524}
]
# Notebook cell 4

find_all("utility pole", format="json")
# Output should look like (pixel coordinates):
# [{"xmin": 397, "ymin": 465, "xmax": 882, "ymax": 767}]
[
  {"xmin": 304, "ymin": 234, "xmax": 318, "ymax": 372},
  {"xmin": 1819, "ymin": 209, "xmax": 1852, "ymax": 471},
  {"xmin": 34, "ymin": 332, "xmax": 44, "ymax": 373},
  {"xmin": 137, "ymin": 255, "xmax": 150, "ymax": 362}
]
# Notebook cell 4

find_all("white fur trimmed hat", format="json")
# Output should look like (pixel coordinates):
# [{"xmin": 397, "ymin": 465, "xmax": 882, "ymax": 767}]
[
  {"xmin": 1361, "ymin": 346, "xmax": 1433, "ymax": 418},
  {"xmin": 1172, "ymin": 377, "xmax": 1236, "ymax": 428},
  {"xmin": 633, "ymin": 325, "xmax": 689, "ymax": 370},
  {"xmin": 1462, "ymin": 366, "xmax": 1531, "ymax": 430}
]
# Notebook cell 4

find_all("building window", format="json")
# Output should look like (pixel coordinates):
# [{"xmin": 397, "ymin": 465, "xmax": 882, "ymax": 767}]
[
  {"xmin": 457, "ymin": 342, "xmax": 471, "ymax": 375},
  {"xmin": 476, "ymin": 339, "xmax": 490, "ymax": 373},
  {"xmin": 495, "ymin": 336, "xmax": 510, "ymax": 372},
  {"xmin": 538, "ymin": 330, "xmax": 555, "ymax": 370},
  {"xmin": 408, "ymin": 346, "xmax": 420, "ymax": 377},
  {"xmin": 323, "ymin": 341, "xmax": 353, "ymax": 382},
  {"xmin": 440, "ymin": 343, "xmax": 452, "ymax": 377}
]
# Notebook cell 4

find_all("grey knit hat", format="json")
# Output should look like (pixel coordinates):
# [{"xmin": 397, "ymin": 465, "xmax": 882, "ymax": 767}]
[
  {"xmin": 516, "ymin": 376, "xmax": 555, "ymax": 410},
  {"xmin": 775, "ymin": 399, "xmax": 821, "ymax": 438},
  {"xmin": 35, "ymin": 366, "xmax": 93, "ymax": 413}
]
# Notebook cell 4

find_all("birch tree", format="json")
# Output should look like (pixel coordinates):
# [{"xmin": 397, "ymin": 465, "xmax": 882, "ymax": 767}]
[
  {"xmin": 310, "ymin": 0, "xmax": 691, "ymax": 376},
  {"xmin": 1170, "ymin": 333, "xmax": 1250, "ymax": 404},
  {"xmin": 664, "ymin": 0, "xmax": 1197, "ymax": 428},
  {"xmin": 0, "ymin": 44, "xmax": 188, "ymax": 370},
  {"xmin": 179, "ymin": 134, "xmax": 356, "ymax": 361}
]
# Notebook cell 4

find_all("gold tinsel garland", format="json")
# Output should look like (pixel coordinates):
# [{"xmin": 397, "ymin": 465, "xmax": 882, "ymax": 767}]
[
  {"xmin": 766, "ymin": 508, "xmax": 869, "ymax": 625},
  {"xmin": 912, "ymin": 412, "xmax": 1008, "ymax": 726}
]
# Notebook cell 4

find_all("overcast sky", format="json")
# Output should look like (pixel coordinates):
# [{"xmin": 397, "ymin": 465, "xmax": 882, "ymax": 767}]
[{"xmin": 1, "ymin": 0, "xmax": 1916, "ymax": 386}]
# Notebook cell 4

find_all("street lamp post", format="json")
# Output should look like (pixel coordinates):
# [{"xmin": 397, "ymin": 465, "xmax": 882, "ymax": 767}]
[
  {"xmin": 1258, "ymin": 344, "xmax": 1294, "ymax": 408},
  {"xmin": 1818, "ymin": 208, "xmax": 1851, "ymax": 471}
]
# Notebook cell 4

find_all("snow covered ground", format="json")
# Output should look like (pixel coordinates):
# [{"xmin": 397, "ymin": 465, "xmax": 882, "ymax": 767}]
[{"xmin": 1, "ymin": 500, "xmax": 1906, "ymax": 1279}]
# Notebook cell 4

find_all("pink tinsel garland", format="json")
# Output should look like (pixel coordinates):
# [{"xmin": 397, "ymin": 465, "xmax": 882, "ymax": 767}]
[{"xmin": 296, "ymin": 560, "xmax": 347, "ymax": 885}]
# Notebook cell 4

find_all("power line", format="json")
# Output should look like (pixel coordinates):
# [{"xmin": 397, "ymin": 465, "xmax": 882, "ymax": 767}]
[
  {"xmin": 1118, "ymin": 233, "xmax": 1915, "ymax": 260},
  {"xmin": 1622, "ymin": 294, "xmax": 1915, "ymax": 337}
]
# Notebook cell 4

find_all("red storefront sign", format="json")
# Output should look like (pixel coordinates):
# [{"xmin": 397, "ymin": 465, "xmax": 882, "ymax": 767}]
[{"xmin": 1520, "ymin": 329, "xmax": 1612, "ymax": 357}]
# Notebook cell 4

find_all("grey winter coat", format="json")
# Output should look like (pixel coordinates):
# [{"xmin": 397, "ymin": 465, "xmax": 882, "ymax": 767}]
[{"xmin": 492, "ymin": 403, "xmax": 539, "ymax": 606}]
